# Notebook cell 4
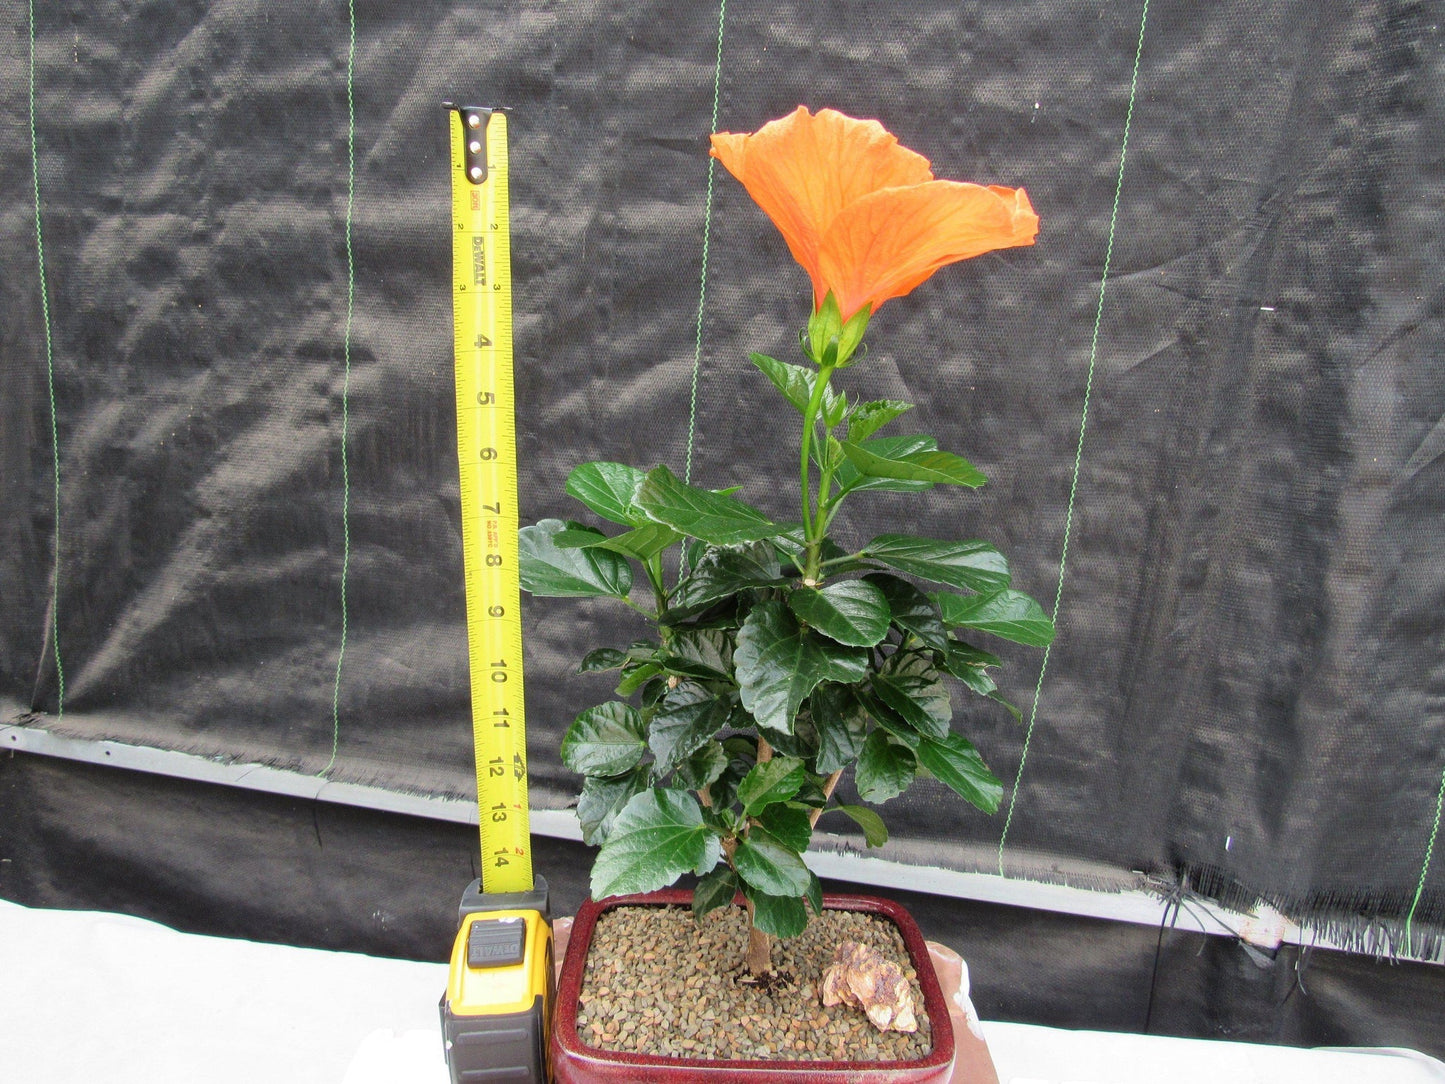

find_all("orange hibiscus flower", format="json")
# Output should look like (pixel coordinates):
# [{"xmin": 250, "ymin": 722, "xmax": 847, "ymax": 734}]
[{"xmin": 710, "ymin": 106, "xmax": 1038, "ymax": 322}]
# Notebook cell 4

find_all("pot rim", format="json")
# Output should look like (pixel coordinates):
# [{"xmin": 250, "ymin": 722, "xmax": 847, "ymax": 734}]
[{"xmin": 552, "ymin": 887, "xmax": 955, "ymax": 1073}]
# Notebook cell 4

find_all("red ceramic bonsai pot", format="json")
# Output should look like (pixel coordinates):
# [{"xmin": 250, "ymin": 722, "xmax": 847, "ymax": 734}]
[{"xmin": 550, "ymin": 888, "xmax": 956, "ymax": 1083}]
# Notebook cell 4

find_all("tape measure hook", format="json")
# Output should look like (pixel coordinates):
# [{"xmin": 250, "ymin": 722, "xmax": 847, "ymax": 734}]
[{"xmin": 445, "ymin": 103, "xmax": 505, "ymax": 184}]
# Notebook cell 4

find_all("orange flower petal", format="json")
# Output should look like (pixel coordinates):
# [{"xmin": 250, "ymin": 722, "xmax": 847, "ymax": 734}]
[
  {"xmin": 710, "ymin": 107, "xmax": 933, "ymax": 303},
  {"xmin": 817, "ymin": 182, "xmax": 1039, "ymax": 320}
]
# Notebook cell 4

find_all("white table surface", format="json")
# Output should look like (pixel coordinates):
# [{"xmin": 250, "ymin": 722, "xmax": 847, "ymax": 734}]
[{"xmin": 2, "ymin": 899, "xmax": 1440, "ymax": 1084}]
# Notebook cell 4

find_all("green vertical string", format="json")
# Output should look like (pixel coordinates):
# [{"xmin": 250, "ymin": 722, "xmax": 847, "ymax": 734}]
[
  {"xmin": 1405, "ymin": 765, "xmax": 1445, "ymax": 955},
  {"xmin": 681, "ymin": 0, "xmax": 729, "ymax": 487},
  {"xmin": 998, "ymin": 0, "xmax": 1151, "ymax": 876},
  {"xmin": 322, "ymin": 0, "xmax": 357, "ymax": 776},
  {"xmin": 29, "ymin": 0, "xmax": 64, "ymax": 720}
]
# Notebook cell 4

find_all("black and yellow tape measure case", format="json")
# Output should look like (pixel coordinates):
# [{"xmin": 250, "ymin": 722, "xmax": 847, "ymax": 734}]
[
  {"xmin": 440, "ymin": 878, "xmax": 553, "ymax": 1084},
  {"xmin": 439, "ymin": 104, "xmax": 553, "ymax": 1084}
]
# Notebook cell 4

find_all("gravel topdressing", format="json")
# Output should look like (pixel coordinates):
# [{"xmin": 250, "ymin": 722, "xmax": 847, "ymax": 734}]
[{"xmin": 574, "ymin": 903, "xmax": 934, "ymax": 1063}]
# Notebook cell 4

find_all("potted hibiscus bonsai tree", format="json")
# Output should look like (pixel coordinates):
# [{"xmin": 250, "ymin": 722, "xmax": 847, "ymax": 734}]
[{"xmin": 521, "ymin": 106, "xmax": 1049, "ymax": 987}]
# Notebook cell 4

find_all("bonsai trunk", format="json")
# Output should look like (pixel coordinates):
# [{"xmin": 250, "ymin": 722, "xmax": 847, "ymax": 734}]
[{"xmin": 743, "ymin": 895, "xmax": 774, "ymax": 976}]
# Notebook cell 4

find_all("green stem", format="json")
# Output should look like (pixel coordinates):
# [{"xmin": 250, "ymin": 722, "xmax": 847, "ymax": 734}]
[{"xmin": 798, "ymin": 363, "xmax": 835, "ymax": 581}]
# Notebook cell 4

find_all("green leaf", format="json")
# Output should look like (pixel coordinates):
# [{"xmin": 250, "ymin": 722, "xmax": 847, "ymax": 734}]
[
  {"xmin": 673, "ymin": 741, "xmax": 729, "ymax": 791},
  {"xmin": 864, "ymin": 573, "xmax": 950, "ymax": 652},
  {"xmin": 519, "ymin": 519, "xmax": 633, "ymax": 598},
  {"xmin": 847, "ymin": 400, "xmax": 914, "ymax": 443},
  {"xmin": 737, "ymin": 755, "xmax": 806, "ymax": 817},
  {"xmin": 871, "ymin": 652, "xmax": 952, "ymax": 740},
  {"xmin": 759, "ymin": 713, "xmax": 819, "ymax": 761},
  {"xmin": 615, "ymin": 661, "xmax": 663, "ymax": 696},
  {"xmin": 590, "ymin": 789, "xmax": 720, "ymax": 899},
  {"xmin": 829, "ymin": 804, "xmax": 889, "ymax": 848},
  {"xmin": 757, "ymin": 804, "xmax": 813, "ymax": 852},
  {"xmin": 832, "ymin": 435, "xmax": 938, "ymax": 496},
  {"xmin": 734, "ymin": 602, "xmax": 869, "ymax": 733},
  {"xmin": 634, "ymin": 465, "xmax": 782, "ymax": 546},
  {"xmin": 944, "ymin": 640, "xmax": 1002, "ymax": 670},
  {"xmin": 671, "ymin": 542, "xmax": 785, "ymax": 613},
  {"xmin": 732, "ymin": 829, "xmax": 813, "ymax": 897},
  {"xmin": 649, "ymin": 684, "xmax": 734, "ymax": 776},
  {"xmin": 750, "ymin": 353, "xmax": 844, "ymax": 418},
  {"xmin": 576, "ymin": 766, "xmax": 651, "ymax": 846},
  {"xmin": 577, "ymin": 647, "xmax": 629, "ymax": 673},
  {"xmin": 660, "ymin": 627, "xmax": 734, "ymax": 680},
  {"xmin": 560, "ymin": 702, "xmax": 647, "ymax": 777},
  {"xmin": 788, "ymin": 579, "xmax": 891, "ymax": 647},
  {"xmin": 855, "ymin": 731, "xmax": 916, "ymax": 804},
  {"xmin": 565, "ymin": 462, "xmax": 648, "ymax": 526},
  {"xmin": 578, "ymin": 522, "xmax": 685, "ymax": 561},
  {"xmin": 743, "ymin": 884, "xmax": 809, "ymax": 939},
  {"xmin": 863, "ymin": 534, "xmax": 1010, "ymax": 594},
  {"xmin": 692, "ymin": 865, "xmax": 739, "ymax": 920},
  {"xmin": 934, "ymin": 589, "xmax": 1056, "ymax": 646},
  {"xmin": 808, "ymin": 684, "xmax": 870, "ymax": 774},
  {"xmin": 804, "ymin": 871, "xmax": 824, "ymax": 918},
  {"xmin": 839, "ymin": 440, "xmax": 987, "ymax": 488},
  {"xmin": 915, "ymin": 733, "xmax": 1004, "ymax": 813},
  {"xmin": 551, "ymin": 525, "xmax": 611, "ymax": 549}
]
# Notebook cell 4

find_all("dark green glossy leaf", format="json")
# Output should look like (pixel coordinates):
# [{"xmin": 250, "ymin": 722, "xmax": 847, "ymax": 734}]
[
  {"xmin": 737, "ymin": 755, "xmax": 805, "ymax": 816},
  {"xmin": 551, "ymin": 526, "xmax": 611, "ymax": 549},
  {"xmin": 758, "ymin": 716, "xmax": 819, "ymax": 761},
  {"xmin": 635, "ymin": 465, "xmax": 781, "ymax": 546},
  {"xmin": 788, "ymin": 579, "xmax": 891, "ymax": 647},
  {"xmin": 871, "ymin": 652, "xmax": 952, "ymax": 739},
  {"xmin": 577, "ymin": 647, "xmax": 629, "ymax": 674},
  {"xmin": 839, "ymin": 440, "xmax": 986, "ymax": 488},
  {"xmin": 577, "ymin": 522, "xmax": 684, "ymax": 560},
  {"xmin": 951, "ymin": 662, "xmax": 997, "ymax": 697},
  {"xmin": 671, "ymin": 542, "xmax": 786, "ymax": 613},
  {"xmin": 829, "ymin": 803, "xmax": 889, "ymax": 848},
  {"xmin": 615, "ymin": 661, "xmax": 663, "ymax": 696},
  {"xmin": 743, "ymin": 884, "xmax": 809, "ymax": 938},
  {"xmin": 649, "ymin": 684, "xmax": 733, "ymax": 776},
  {"xmin": 848, "ymin": 399, "xmax": 914, "ymax": 443},
  {"xmin": 944, "ymin": 640, "xmax": 1002, "ymax": 670},
  {"xmin": 590, "ymin": 789, "xmax": 719, "ymax": 899},
  {"xmin": 757, "ymin": 804, "xmax": 813, "ymax": 852},
  {"xmin": 934, "ymin": 589, "xmax": 1055, "ymax": 646},
  {"xmin": 565, "ymin": 462, "xmax": 648, "ymax": 526},
  {"xmin": 915, "ymin": 733, "xmax": 1004, "ymax": 813},
  {"xmin": 804, "ymin": 872, "xmax": 824, "ymax": 918},
  {"xmin": 561, "ymin": 702, "xmax": 647, "ymax": 777},
  {"xmin": 809, "ymin": 684, "xmax": 870, "ymax": 774},
  {"xmin": 734, "ymin": 602, "xmax": 869, "ymax": 733},
  {"xmin": 576, "ymin": 766, "xmax": 651, "ymax": 846},
  {"xmin": 749, "ymin": 353, "xmax": 844, "ymax": 418},
  {"xmin": 855, "ymin": 730, "xmax": 916, "ymax": 803},
  {"xmin": 673, "ymin": 740, "xmax": 729, "ymax": 791},
  {"xmin": 661, "ymin": 627, "xmax": 734, "ymax": 680},
  {"xmin": 692, "ymin": 865, "xmax": 739, "ymax": 920},
  {"xmin": 863, "ymin": 693, "xmax": 921, "ymax": 749},
  {"xmin": 832, "ymin": 435, "xmax": 937, "ymax": 496},
  {"xmin": 864, "ymin": 573, "xmax": 950, "ymax": 652},
  {"xmin": 863, "ymin": 535, "xmax": 1010, "ymax": 593},
  {"xmin": 733, "ymin": 829, "xmax": 812, "ymax": 897},
  {"xmin": 519, "ymin": 519, "xmax": 633, "ymax": 598}
]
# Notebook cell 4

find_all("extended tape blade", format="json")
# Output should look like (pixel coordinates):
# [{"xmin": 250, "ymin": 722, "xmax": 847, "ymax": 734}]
[{"xmin": 449, "ymin": 106, "xmax": 532, "ymax": 895}]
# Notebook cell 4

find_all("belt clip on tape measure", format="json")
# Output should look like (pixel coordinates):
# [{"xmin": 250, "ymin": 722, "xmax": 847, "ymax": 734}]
[{"xmin": 439, "ymin": 103, "xmax": 553, "ymax": 1084}]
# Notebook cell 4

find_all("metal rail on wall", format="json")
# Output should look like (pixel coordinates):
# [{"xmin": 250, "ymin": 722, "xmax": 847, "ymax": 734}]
[{"xmin": 8, "ymin": 721, "xmax": 1438, "ymax": 965}]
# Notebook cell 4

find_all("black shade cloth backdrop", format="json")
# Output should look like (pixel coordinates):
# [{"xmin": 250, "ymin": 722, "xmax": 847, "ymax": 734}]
[{"xmin": 3, "ymin": 0, "xmax": 1443, "ymax": 974}]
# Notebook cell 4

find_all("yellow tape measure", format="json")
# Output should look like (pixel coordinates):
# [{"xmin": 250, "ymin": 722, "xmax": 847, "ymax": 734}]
[{"xmin": 448, "ymin": 105, "xmax": 532, "ymax": 895}]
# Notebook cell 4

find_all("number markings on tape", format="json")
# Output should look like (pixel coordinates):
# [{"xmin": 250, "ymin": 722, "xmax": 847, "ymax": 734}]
[{"xmin": 450, "ymin": 107, "xmax": 531, "ymax": 894}]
